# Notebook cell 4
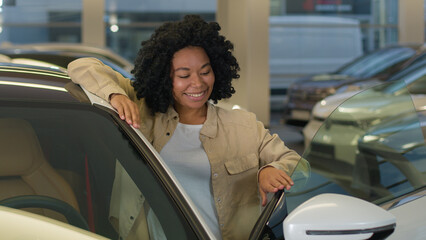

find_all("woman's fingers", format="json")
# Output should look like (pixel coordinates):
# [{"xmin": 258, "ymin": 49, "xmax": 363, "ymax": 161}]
[
  {"xmin": 259, "ymin": 167, "xmax": 294, "ymax": 196},
  {"xmin": 259, "ymin": 189, "xmax": 268, "ymax": 206},
  {"xmin": 130, "ymin": 102, "xmax": 140, "ymax": 128},
  {"xmin": 122, "ymin": 103, "xmax": 133, "ymax": 124},
  {"xmin": 279, "ymin": 171, "xmax": 294, "ymax": 186},
  {"xmin": 274, "ymin": 174, "xmax": 293, "ymax": 190},
  {"xmin": 110, "ymin": 94, "xmax": 141, "ymax": 128}
]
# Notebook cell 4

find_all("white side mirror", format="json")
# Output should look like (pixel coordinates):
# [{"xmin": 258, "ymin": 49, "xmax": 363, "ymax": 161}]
[{"xmin": 283, "ymin": 193, "xmax": 396, "ymax": 240}]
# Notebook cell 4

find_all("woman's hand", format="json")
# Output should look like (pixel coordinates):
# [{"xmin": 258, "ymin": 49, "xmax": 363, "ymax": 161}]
[
  {"xmin": 110, "ymin": 93, "xmax": 141, "ymax": 128},
  {"xmin": 258, "ymin": 166, "xmax": 294, "ymax": 206}
]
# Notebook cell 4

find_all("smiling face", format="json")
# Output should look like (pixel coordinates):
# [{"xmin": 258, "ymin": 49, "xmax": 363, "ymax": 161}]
[{"xmin": 171, "ymin": 46, "xmax": 215, "ymax": 114}]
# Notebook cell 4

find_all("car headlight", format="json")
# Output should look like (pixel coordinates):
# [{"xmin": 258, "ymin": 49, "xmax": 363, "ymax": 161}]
[{"xmin": 361, "ymin": 135, "xmax": 380, "ymax": 142}]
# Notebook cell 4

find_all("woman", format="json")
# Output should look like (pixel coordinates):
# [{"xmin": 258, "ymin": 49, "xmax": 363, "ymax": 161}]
[{"xmin": 68, "ymin": 15, "xmax": 301, "ymax": 240}]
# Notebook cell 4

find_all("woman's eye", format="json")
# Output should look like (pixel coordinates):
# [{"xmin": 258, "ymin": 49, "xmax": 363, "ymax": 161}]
[
  {"xmin": 178, "ymin": 75, "xmax": 190, "ymax": 79},
  {"xmin": 201, "ymin": 71, "xmax": 210, "ymax": 75}
]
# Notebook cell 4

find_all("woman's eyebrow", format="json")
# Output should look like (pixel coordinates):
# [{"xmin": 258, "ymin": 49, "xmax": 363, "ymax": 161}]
[
  {"xmin": 175, "ymin": 67, "xmax": 190, "ymax": 72},
  {"xmin": 201, "ymin": 63, "xmax": 211, "ymax": 69},
  {"xmin": 175, "ymin": 63, "xmax": 211, "ymax": 72}
]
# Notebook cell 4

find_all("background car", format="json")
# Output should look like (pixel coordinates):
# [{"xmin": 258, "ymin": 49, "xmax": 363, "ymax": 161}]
[
  {"xmin": 356, "ymin": 110, "xmax": 426, "ymax": 201},
  {"xmin": 283, "ymin": 43, "xmax": 424, "ymax": 127},
  {"xmin": 0, "ymin": 48, "xmax": 133, "ymax": 78},
  {"xmin": 303, "ymin": 56, "xmax": 426, "ymax": 147},
  {"xmin": 283, "ymin": 81, "xmax": 426, "ymax": 240},
  {"xmin": 334, "ymin": 46, "xmax": 426, "ymax": 95},
  {"xmin": 0, "ymin": 62, "xmax": 403, "ymax": 239},
  {"xmin": 0, "ymin": 42, "xmax": 134, "ymax": 73}
]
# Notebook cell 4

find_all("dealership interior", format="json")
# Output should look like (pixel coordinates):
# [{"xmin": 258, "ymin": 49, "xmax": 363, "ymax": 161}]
[
  {"xmin": 0, "ymin": 0, "xmax": 423, "ymax": 125},
  {"xmin": 1, "ymin": 1, "xmax": 426, "ymax": 239},
  {"xmin": 0, "ymin": 0, "xmax": 423, "ymax": 154}
]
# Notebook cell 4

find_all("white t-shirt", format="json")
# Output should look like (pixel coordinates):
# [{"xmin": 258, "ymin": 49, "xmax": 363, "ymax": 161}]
[{"xmin": 160, "ymin": 123, "xmax": 221, "ymax": 239}]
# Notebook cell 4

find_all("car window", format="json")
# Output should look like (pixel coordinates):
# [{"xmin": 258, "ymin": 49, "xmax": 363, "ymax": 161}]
[
  {"xmin": 255, "ymin": 78, "xmax": 426, "ymax": 239},
  {"xmin": 378, "ymin": 67, "xmax": 426, "ymax": 95},
  {"xmin": 336, "ymin": 47, "xmax": 416, "ymax": 78},
  {"xmin": 386, "ymin": 56, "xmax": 426, "ymax": 82},
  {"xmin": 296, "ymin": 78, "xmax": 425, "ymax": 204},
  {"xmin": 0, "ymin": 101, "xmax": 198, "ymax": 239}
]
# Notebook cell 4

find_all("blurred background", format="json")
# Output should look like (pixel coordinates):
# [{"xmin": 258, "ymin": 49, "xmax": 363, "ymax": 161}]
[{"xmin": 0, "ymin": 0, "xmax": 424, "ymax": 154}]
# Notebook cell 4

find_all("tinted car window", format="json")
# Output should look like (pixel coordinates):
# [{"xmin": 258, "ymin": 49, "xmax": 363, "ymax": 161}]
[
  {"xmin": 386, "ymin": 56, "xmax": 426, "ymax": 83},
  {"xmin": 378, "ymin": 67, "xmax": 426, "ymax": 95},
  {"xmin": 336, "ymin": 47, "xmax": 416, "ymax": 78},
  {"xmin": 0, "ymin": 100, "xmax": 197, "ymax": 239}
]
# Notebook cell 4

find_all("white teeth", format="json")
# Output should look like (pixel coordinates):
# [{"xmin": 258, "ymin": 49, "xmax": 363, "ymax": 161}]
[{"xmin": 186, "ymin": 92, "xmax": 204, "ymax": 97}]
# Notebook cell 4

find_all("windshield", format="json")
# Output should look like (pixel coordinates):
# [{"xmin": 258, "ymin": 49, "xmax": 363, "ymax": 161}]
[
  {"xmin": 375, "ymin": 67, "xmax": 426, "ymax": 95},
  {"xmin": 336, "ymin": 47, "xmax": 416, "ymax": 78}
]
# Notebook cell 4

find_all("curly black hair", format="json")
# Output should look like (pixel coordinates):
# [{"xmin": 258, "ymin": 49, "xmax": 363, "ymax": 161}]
[{"xmin": 131, "ymin": 15, "xmax": 240, "ymax": 114}]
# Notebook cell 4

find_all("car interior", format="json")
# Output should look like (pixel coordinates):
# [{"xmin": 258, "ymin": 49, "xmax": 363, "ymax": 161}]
[
  {"xmin": 0, "ymin": 98, "xmax": 193, "ymax": 239},
  {"xmin": 0, "ymin": 118, "xmax": 80, "ymax": 223}
]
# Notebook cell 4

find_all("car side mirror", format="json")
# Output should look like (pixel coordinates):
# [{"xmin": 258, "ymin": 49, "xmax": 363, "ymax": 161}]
[{"xmin": 283, "ymin": 193, "xmax": 396, "ymax": 240}]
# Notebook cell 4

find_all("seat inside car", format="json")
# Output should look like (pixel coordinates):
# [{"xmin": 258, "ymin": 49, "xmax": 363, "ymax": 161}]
[{"xmin": 0, "ymin": 118, "xmax": 80, "ymax": 223}]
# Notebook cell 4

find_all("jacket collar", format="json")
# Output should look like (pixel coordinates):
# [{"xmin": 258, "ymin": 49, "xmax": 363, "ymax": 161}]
[
  {"xmin": 164, "ymin": 102, "xmax": 218, "ymax": 138},
  {"xmin": 165, "ymin": 105, "xmax": 179, "ymax": 121}
]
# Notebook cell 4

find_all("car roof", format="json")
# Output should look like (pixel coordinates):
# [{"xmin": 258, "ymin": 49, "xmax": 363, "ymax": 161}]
[
  {"xmin": 0, "ymin": 48, "xmax": 133, "ymax": 78},
  {"xmin": 0, "ymin": 43, "xmax": 134, "ymax": 72},
  {"xmin": 0, "ymin": 49, "xmax": 98, "ymax": 69},
  {"xmin": 0, "ymin": 62, "xmax": 88, "ymax": 104}
]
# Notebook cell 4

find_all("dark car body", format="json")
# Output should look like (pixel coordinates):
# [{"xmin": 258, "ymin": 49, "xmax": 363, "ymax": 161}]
[
  {"xmin": 283, "ymin": 44, "xmax": 424, "ymax": 127},
  {"xmin": 0, "ymin": 63, "xmax": 210, "ymax": 239}
]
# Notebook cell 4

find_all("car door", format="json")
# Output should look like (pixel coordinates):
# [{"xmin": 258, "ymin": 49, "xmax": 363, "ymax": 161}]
[
  {"xmin": 0, "ymin": 79, "xmax": 212, "ymax": 239},
  {"xmin": 250, "ymin": 75, "xmax": 426, "ymax": 240}
]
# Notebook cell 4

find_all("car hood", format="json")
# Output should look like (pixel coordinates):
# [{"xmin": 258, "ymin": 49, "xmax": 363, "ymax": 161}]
[
  {"xmin": 323, "ymin": 92, "xmax": 420, "ymax": 122},
  {"xmin": 312, "ymin": 90, "xmax": 363, "ymax": 119},
  {"xmin": 314, "ymin": 87, "xmax": 426, "ymax": 118}
]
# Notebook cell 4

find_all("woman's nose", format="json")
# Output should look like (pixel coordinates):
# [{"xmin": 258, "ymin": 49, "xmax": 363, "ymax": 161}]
[{"xmin": 190, "ymin": 74, "xmax": 203, "ymax": 87}]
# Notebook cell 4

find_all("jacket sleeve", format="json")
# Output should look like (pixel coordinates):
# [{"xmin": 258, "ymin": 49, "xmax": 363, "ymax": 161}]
[
  {"xmin": 67, "ymin": 57, "xmax": 138, "ymax": 102},
  {"xmin": 257, "ymin": 121, "xmax": 301, "ymax": 176}
]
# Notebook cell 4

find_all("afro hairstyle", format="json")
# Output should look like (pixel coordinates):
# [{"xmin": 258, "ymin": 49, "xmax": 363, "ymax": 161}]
[{"xmin": 131, "ymin": 14, "xmax": 240, "ymax": 114}]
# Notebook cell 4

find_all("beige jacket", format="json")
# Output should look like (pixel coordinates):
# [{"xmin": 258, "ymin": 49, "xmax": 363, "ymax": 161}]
[{"xmin": 67, "ymin": 57, "xmax": 301, "ymax": 240}]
